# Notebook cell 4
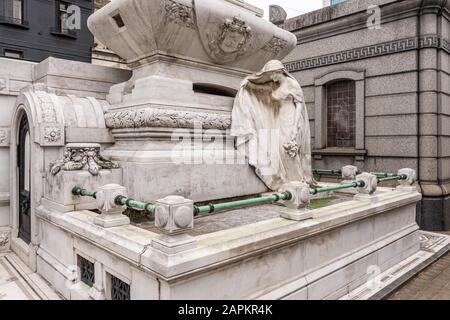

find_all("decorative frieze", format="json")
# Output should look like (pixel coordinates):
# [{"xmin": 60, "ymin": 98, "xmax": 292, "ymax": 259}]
[
  {"xmin": 105, "ymin": 108, "xmax": 231, "ymax": 130},
  {"xmin": 164, "ymin": 0, "xmax": 195, "ymax": 29},
  {"xmin": 49, "ymin": 143, "xmax": 120, "ymax": 176},
  {"xmin": 263, "ymin": 36, "xmax": 289, "ymax": 55},
  {"xmin": 285, "ymin": 35, "xmax": 450, "ymax": 73}
]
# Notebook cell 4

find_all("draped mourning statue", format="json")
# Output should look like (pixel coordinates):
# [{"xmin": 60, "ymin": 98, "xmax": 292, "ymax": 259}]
[{"xmin": 230, "ymin": 60, "xmax": 317, "ymax": 190}]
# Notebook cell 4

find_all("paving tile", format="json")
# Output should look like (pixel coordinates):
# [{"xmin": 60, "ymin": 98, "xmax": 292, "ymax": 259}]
[
  {"xmin": 0, "ymin": 252, "xmax": 60, "ymax": 300},
  {"xmin": 387, "ymin": 252, "xmax": 450, "ymax": 300}
]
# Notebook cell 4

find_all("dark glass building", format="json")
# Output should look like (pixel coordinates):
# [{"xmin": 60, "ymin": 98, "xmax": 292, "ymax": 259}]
[{"xmin": 0, "ymin": 0, "xmax": 94, "ymax": 62}]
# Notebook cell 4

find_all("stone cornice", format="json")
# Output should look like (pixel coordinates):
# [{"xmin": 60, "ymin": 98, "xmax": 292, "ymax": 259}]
[
  {"xmin": 284, "ymin": 0, "xmax": 449, "ymax": 33},
  {"xmin": 284, "ymin": 35, "xmax": 449, "ymax": 73}
]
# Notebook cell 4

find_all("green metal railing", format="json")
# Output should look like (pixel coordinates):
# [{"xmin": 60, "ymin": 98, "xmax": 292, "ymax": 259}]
[
  {"xmin": 309, "ymin": 180, "xmax": 365, "ymax": 195},
  {"xmin": 72, "ymin": 187, "xmax": 156, "ymax": 215},
  {"xmin": 377, "ymin": 175, "xmax": 407, "ymax": 183},
  {"xmin": 72, "ymin": 187, "xmax": 97, "ymax": 199},
  {"xmin": 313, "ymin": 169, "xmax": 398, "ymax": 179},
  {"xmin": 72, "ymin": 173, "xmax": 408, "ymax": 218},
  {"xmin": 194, "ymin": 192, "xmax": 291, "ymax": 216}
]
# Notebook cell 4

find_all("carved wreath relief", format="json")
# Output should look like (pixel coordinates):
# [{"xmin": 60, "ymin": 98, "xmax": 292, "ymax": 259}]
[
  {"xmin": 49, "ymin": 144, "xmax": 119, "ymax": 176},
  {"xmin": 263, "ymin": 36, "xmax": 288, "ymax": 55},
  {"xmin": 164, "ymin": 0, "xmax": 195, "ymax": 29},
  {"xmin": 208, "ymin": 17, "xmax": 252, "ymax": 63}
]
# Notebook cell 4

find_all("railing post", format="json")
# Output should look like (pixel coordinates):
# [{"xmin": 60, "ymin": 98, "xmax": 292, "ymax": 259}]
[
  {"xmin": 342, "ymin": 165, "xmax": 358, "ymax": 182},
  {"xmin": 278, "ymin": 181, "xmax": 313, "ymax": 221},
  {"xmin": 396, "ymin": 168, "xmax": 417, "ymax": 192},
  {"xmin": 151, "ymin": 196, "xmax": 196, "ymax": 254},
  {"xmin": 93, "ymin": 184, "xmax": 130, "ymax": 228},
  {"xmin": 354, "ymin": 173, "xmax": 379, "ymax": 203}
]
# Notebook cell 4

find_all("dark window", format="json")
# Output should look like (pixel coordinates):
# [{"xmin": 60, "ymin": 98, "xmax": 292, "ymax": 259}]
[
  {"xmin": 0, "ymin": 0, "xmax": 28, "ymax": 27},
  {"xmin": 110, "ymin": 275, "xmax": 130, "ymax": 300},
  {"xmin": 58, "ymin": 1, "xmax": 70, "ymax": 33},
  {"xmin": 112, "ymin": 13, "xmax": 125, "ymax": 28},
  {"xmin": 4, "ymin": 49, "xmax": 24, "ymax": 59},
  {"xmin": 77, "ymin": 255, "xmax": 95, "ymax": 287},
  {"xmin": 13, "ymin": 0, "xmax": 23, "ymax": 21},
  {"xmin": 326, "ymin": 80, "xmax": 356, "ymax": 148},
  {"xmin": 50, "ymin": 1, "xmax": 77, "ymax": 37}
]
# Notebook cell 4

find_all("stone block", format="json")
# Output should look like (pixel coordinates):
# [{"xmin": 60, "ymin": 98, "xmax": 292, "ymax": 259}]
[
  {"xmin": 44, "ymin": 169, "xmax": 123, "ymax": 211},
  {"xmin": 93, "ymin": 184, "xmax": 130, "ymax": 228},
  {"xmin": 154, "ymin": 196, "xmax": 194, "ymax": 234}
]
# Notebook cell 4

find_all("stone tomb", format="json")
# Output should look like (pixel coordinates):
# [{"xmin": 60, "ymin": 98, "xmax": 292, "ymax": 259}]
[{"xmin": 1, "ymin": 0, "xmax": 446, "ymax": 300}]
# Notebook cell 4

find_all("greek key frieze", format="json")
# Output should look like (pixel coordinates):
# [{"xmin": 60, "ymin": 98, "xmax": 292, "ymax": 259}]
[{"xmin": 285, "ymin": 35, "xmax": 446, "ymax": 73}]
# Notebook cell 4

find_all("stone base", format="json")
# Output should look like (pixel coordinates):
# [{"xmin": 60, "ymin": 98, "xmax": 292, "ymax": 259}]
[
  {"xmin": 353, "ymin": 193, "xmax": 381, "ymax": 203},
  {"xmin": 279, "ymin": 208, "xmax": 313, "ymax": 221},
  {"xmin": 94, "ymin": 214, "xmax": 130, "ymax": 228},
  {"xmin": 105, "ymin": 144, "xmax": 268, "ymax": 203},
  {"xmin": 18, "ymin": 187, "xmax": 425, "ymax": 300},
  {"xmin": 341, "ymin": 231, "xmax": 450, "ymax": 300},
  {"xmin": 151, "ymin": 234, "xmax": 197, "ymax": 255}
]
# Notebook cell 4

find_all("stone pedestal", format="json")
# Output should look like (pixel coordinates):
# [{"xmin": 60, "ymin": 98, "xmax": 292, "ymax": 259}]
[{"xmin": 93, "ymin": 184, "xmax": 130, "ymax": 228}]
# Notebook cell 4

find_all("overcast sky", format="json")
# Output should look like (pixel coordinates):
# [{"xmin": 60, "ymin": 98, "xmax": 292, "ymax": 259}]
[{"xmin": 245, "ymin": 0, "xmax": 323, "ymax": 19}]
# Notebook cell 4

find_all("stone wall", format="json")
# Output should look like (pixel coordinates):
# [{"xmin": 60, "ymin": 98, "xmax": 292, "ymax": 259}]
[
  {"xmin": 282, "ymin": 0, "xmax": 450, "ymax": 230},
  {"xmin": 0, "ymin": 56, "xmax": 131, "ymax": 252}
]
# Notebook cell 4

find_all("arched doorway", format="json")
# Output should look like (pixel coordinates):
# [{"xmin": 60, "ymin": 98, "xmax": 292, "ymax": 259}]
[{"xmin": 17, "ymin": 113, "xmax": 31, "ymax": 244}]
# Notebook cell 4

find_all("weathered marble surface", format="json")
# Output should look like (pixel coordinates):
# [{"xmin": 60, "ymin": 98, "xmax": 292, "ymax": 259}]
[{"xmin": 231, "ymin": 60, "xmax": 315, "ymax": 190}]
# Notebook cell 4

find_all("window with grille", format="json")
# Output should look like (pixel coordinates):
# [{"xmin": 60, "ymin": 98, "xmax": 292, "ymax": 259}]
[
  {"xmin": 326, "ymin": 80, "xmax": 356, "ymax": 148},
  {"xmin": 77, "ymin": 255, "xmax": 95, "ymax": 287},
  {"xmin": 110, "ymin": 275, "xmax": 130, "ymax": 300},
  {"xmin": 4, "ymin": 49, "xmax": 23, "ymax": 59}
]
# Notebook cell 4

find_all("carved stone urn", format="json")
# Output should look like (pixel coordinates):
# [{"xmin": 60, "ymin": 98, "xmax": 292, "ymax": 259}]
[
  {"xmin": 88, "ymin": 0, "xmax": 297, "ymax": 104},
  {"xmin": 88, "ymin": 0, "xmax": 295, "ymax": 70}
]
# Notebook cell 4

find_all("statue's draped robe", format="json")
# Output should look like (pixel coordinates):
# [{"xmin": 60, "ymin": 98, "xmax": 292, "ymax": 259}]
[{"xmin": 230, "ymin": 71, "xmax": 315, "ymax": 190}]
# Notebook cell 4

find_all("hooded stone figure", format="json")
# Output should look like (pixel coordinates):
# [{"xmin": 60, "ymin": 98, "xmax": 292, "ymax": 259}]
[{"xmin": 230, "ymin": 60, "xmax": 316, "ymax": 190}]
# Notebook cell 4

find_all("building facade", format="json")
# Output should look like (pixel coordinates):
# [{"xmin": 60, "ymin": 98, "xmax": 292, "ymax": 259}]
[
  {"xmin": 0, "ymin": 0, "xmax": 94, "ymax": 62},
  {"xmin": 282, "ymin": 0, "xmax": 450, "ymax": 231}
]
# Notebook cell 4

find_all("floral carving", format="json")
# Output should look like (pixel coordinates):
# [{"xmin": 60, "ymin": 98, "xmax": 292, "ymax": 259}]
[
  {"xmin": 0, "ymin": 233, "xmax": 9, "ymax": 247},
  {"xmin": 43, "ymin": 127, "xmax": 62, "ymax": 143},
  {"xmin": 49, "ymin": 144, "xmax": 120, "ymax": 176},
  {"xmin": 165, "ymin": 0, "xmax": 195, "ymax": 28},
  {"xmin": 263, "ymin": 36, "xmax": 288, "ymax": 54},
  {"xmin": 105, "ymin": 108, "xmax": 231, "ymax": 130},
  {"xmin": 283, "ymin": 140, "xmax": 300, "ymax": 158}
]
